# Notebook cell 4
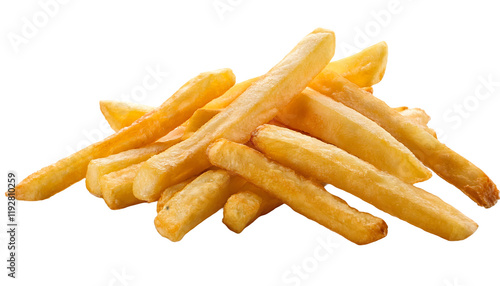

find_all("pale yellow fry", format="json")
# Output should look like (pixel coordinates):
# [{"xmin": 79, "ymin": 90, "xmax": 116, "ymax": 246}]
[
  {"xmin": 15, "ymin": 69, "xmax": 235, "ymax": 201},
  {"xmin": 86, "ymin": 133, "xmax": 183, "ymax": 198},
  {"xmin": 154, "ymin": 169, "xmax": 246, "ymax": 242},
  {"xmin": 252, "ymin": 124, "xmax": 478, "ymax": 241},
  {"xmin": 156, "ymin": 177, "xmax": 195, "ymax": 213},
  {"xmin": 99, "ymin": 101, "xmax": 152, "ymax": 132},
  {"xmin": 223, "ymin": 182, "xmax": 281, "ymax": 233},
  {"xmin": 309, "ymin": 72, "xmax": 499, "ymax": 208},
  {"xmin": 100, "ymin": 163, "xmax": 145, "ymax": 210},
  {"xmin": 208, "ymin": 138, "xmax": 388, "ymax": 245},
  {"xmin": 134, "ymin": 29, "xmax": 336, "ymax": 202},
  {"xmin": 327, "ymin": 41, "xmax": 388, "ymax": 87},
  {"xmin": 276, "ymin": 88, "xmax": 431, "ymax": 184}
]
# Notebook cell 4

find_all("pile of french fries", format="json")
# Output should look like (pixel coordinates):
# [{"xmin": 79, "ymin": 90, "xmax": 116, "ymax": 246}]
[{"xmin": 14, "ymin": 28, "xmax": 498, "ymax": 245}]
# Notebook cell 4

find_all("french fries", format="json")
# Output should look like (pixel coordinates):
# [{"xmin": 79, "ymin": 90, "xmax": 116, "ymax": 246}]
[
  {"xmin": 208, "ymin": 138, "xmax": 388, "ymax": 245},
  {"xmin": 154, "ymin": 169, "xmax": 246, "ymax": 241},
  {"xmin": 134, "ymin": 29, "xmax": 336, "ymax": 202},
  {"xmin": 276, "ymin": 87, "xmax": 431, "ymax": 184},
  {"xmin": 156, "ymin": 177, "xmax": 195, "ymax": 213},
  {"xmin": 100, "ymin": 163, "xmax": 145, "ymax": 210},
  {"xmin": 252, "ymin": 124, "xmax": 478, "ymax": 240},
  {"xmin": 15, "ymin": 28, "xmax": 497, "ymax": 246},
  {"xmin": 327, "ymin": 41, "xmax": 388, "ymax": 87},
  {"xmin": 222, "ymin": 182, "xmax": 281, "ymax": 233},
  {"xmin": 309, "ymin": 72, "xmax": 499, "ymax": 208},
  {"xmin": 86, "ymin": 135, "xmax": 183, "ymax": 198},
  {"xmin": 15, "ymin": 69, "xmax": 235, "ymax": 200}
]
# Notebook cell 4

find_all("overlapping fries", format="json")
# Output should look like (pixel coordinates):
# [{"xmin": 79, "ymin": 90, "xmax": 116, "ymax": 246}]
[{"xmin": 13, "ymin": 28, "xmax": 498, "ymax": 246}]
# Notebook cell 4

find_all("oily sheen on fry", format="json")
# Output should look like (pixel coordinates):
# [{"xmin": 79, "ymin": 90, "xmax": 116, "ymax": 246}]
[
  {"xmin": 133, "ymin": 29, "xmax": 336, "ymax": 202},
  {"xmin": 15, "ymin": 69, "xmax": 235, "ymax": 201},
  {"xmin": 309, "ymin": 72, "xmax": 499, "ymax": 208},
  {"xmin": 251, "ymin": 125, "xmax": 478, "ymax": 241},
  {"xmin": 208, "ymin": 139, "xmax": 388, "ymax": 245}
]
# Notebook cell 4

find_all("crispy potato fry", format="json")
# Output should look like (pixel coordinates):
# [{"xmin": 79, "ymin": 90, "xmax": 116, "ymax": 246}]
[
  {"xmin": 309, "ymin": 72, "xmax": 499, "ymax": 208},
  {"xmin": 100, "ymin": 101, "xmax": 151, "ymax": 132},
  {"xmin": 156, "ymin": 178, "xmax": 195, "ymax": 213},
  {"xmin": 15, "ymin": 69, "xmax": 235, "ymax": 201},
  {"xmin": 276, "ymin": 88, "xmax": 431, "ymax": 184},
  {"xmin": 86, "ymin": 133, "xmax": 183, "ymax": 198},
  {"xmin": 208, "ymin": 138, "xmax": 388, "ymax": 245},
  {"xmin": 134, "ymin": 29, "xmax": 336, "ymax": 202},
  {"xmin": 100, "ymin": 163, "xmax": 145, "ymax": 210},
  {"xmin": 182, "ymin": 108, "xmax": 222, "ymax": 140},
  {"xmin": 223, "ymin": 182, "xmax": 282, "ymax": 233},
  {"xmin": 154, "ymin": 169, "xmax": 246, "ymax": 242},
  {"xmin": 252, "ymin": 124, "xmax": 478, "ymax": 240},
  {"xmin": 327, "ymin": 42, "xmax": 388, "ymax": 87}
]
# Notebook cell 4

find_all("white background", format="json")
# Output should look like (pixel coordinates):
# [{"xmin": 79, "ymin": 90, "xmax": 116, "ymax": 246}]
[{"xmin": 1, "ymin": 1, "xmax": 499, "ymax": 285}]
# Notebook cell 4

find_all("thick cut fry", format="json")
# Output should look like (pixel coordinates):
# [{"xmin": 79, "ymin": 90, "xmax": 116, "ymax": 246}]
[
  {"xmin": 134, "ymin": 29, "xmax": 336, "ymax": 202},
  {"xmin": 86, "ymin": 134, "xmax": 183, "ymax": 198},
  {"xmin": 327, "ymin": 42, "xmax": 388, "ymax": 87},
  {"xmin": 15, "ymin": 69, "xmax": 235, "ymax": 201},
  {"xmin": 276, "ymin": 88, "xmax": 431, "ymax": 184},
  {"xmin": 223, "ymin": 183, "xmax": 282, "ymax": 233},
  {"xmin": 154, "ymin": 170, "xmax": 246, "ymax": 242},
  {"xmin": 208, "ymin": 139, "xmax": 388, "ymax": 245},
  {"xmin": 309, "ymin": 72, "xmax": 499, "ymax": 208},
  {"xmin": 100, "ymin": 163, "xmax": 145, "ymax": 210},
  {"xmin": 156, "ymin": 178, "xmax": 195, "ymax": 213},
  {"xmin": 100, "ymin": 101, "xmax": 151, "ymax": 132},
  {"xmin": 252, "ymin": 125, "xmax": 478, "ymax": 240}
]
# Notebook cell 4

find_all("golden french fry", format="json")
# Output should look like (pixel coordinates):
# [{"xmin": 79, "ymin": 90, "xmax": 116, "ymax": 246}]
[
  {"xmin": 154, "ymin": 169, "xmax": 246, "ymax": 242},
  {"xmin": 134, "ymin": 29, "xmax": 336, "ymax": 202},
  {"xmin": 100, "ymin": 101, "xmax": 151, "ymax": 132},
  {"xmin": 86, "ymin": 134, "xmax": 183, "ymax": 198},
  {"xmin": 182, "ymin": 108, "xmax": 222, "ymax": 140},
  {"xmin": 327, "ymin": 42, "xmax": 387, "ymax": 87},
  {"xmin": 276, "ymin": 88, "xmax": 431, "ymax": 184},
  {"xmin": 156, "ymin": 178, "xmax": 195, "ymax": 213},
  {"xmin": 100, "ymin": 163, "xmax": 145, "ymax": 210},
  {"xmin": 15, "ymin": 69, "xmax": 235, "ymax": 201},
  {"xmin": 252, "ymin": 124, "xmax": 478, "ymax": 240},
  {"xmin": 309, "ymin": 72, "xmax": 499, "ymax": 208},
  {"xmin": 223, "ymin": 182, "xmax": 281, "ymax": 233},
  {"xmin": 208, "ymin": 138, "xmax": 388, "ymax": 245}
]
